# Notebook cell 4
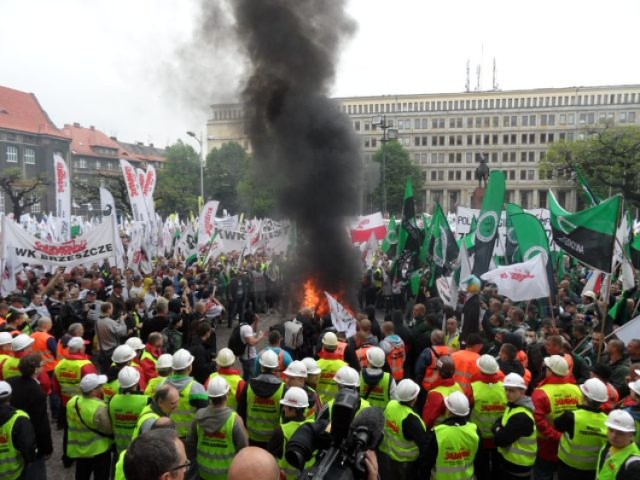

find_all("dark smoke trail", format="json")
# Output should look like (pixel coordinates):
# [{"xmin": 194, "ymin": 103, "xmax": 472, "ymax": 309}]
[{"xmin": 233, "ymin": 0, "xmax": 361, "ymax": 296}]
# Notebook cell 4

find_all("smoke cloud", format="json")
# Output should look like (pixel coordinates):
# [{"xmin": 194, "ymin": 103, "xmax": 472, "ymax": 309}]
[{"xmin": 233, "ymin": 0, "xmax": 362, "ymax": 295}]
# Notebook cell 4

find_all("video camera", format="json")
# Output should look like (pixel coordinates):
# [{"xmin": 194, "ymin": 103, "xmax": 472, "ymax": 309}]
[{"xmin": 285, "ymin": 390, "xmax": 384, "ymax": 480}]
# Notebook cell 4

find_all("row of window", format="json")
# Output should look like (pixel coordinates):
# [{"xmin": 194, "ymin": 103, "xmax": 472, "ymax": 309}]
[
  {"xmin": 0, "ymin": 192, "xmax": 40, "ymax": 214},
  {"xmin": 415, "ymin": 151, "xmax": 542, "ymax": 165},
  {"xmin": 399, "ymin": 131, "xmax": 560, "ymax": 148},
  {"xmin": 354, "ymin": 111, "xmax": 637, "ymax": 132},
  {"xmin": 342, "ymin": 92, "xmax": 640, "ymax": 115},
  {"xmin": 5, "ymin": 145, "xmax": 36, "ymax": 164},
  {"xmin": 428, "ymin": 168, "xmax": 538, "ymax": 182}
]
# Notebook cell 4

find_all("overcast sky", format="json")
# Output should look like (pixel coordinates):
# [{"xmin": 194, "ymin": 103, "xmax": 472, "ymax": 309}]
[{"xmin": 2, "ymin": 0, "xmax": 639, "ymax": 150}]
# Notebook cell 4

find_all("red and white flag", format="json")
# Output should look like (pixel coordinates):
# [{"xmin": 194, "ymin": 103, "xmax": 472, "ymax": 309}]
[
  {"xmin": 350, "ymin": 212, "xmax": 387, "ymax": 244},
  {"xmin": 480, "ymin": 254, "xmax": 550, "ymax": 302},
  {"xmin": 197, "ymin": 200, "xmax": 220, "ymax": 255},
  {"xmin": 53, "ymin": 154, "xmax": 71, "ymax": 240},
  {"xmin": 120, "ymin": 159, "xmax": 149, "ymax": 223}
]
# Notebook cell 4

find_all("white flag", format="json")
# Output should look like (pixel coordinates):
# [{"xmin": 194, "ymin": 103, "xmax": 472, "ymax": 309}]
[
  {"xmin": 582, "ymin": 270, "xmax": 603, "ymax": 298},
  {"xmin": 362, "ymin": 232, "xmax": 378, "ymax": 268},
  {"xmin": 611, "ymin": 315, "xmax": 640, "ymax": 345},
  {"xmin": 324, "ymin": 292, "xmax": 357, "ymax": 337},
  {"xmin": 120, "ymin": 159, "xmax": 149, "ymax": 223},
  {"xmin": 457, "ymin": 242, "xmax": 472, "ymax": 292},
  {"xmin": 480, "ymin": 254, "xmax": 550, "ymax": 302},
  {"xmin": 197, "ymin": 200, "xmax": 220, "ymax": 256},
  {"xmin": 53, "ymin": 154, "xmax": 71, "ymax": 241}
]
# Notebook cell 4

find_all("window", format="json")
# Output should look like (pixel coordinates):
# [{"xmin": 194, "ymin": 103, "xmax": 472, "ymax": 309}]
[
  {"xmin": 475, "ymin": 117, "xmax": 482, "ymax": 128},
  {"xmin": 503, "ymin": 134, "xmax": 509, "ymax": 145},
  {"xmin": 548, "ymin": 114, "xmax": 555, "ymax": 126},
  {"xmin": 364, "ymin": 138, "xmax": 370, "ymax": 148},
  {"xmin": 491, "ymin": 152, "xmax": 498, "ymax": 162},
  {"xmin": 421, "ymin": 153, "xmax": 428, "ymax": 164},
  {"xmin": 422, "ymin": 119, "xmax": 428, "ymax": 129},
  {"xmin": 511, "ymin": 116, "xmax": 518, "ymax": 127},
  {"xmin": 76, "ymin": 158, "xmax": 87, "ymax": 169},
  {"xmin": 30, "ymin": 193, "xmax": 41, "ymax": 213},
  {"xmin": 492, "ymin": 134, "xmax": 498, "ymax": 145},
  {"xmin": 521, "ymin": 152, "xmax": 527, "ymax": 163},
  {"xmin": 467, "ymin": 117, "xmax": 473, "ymax": 128},
  {"xmin": 414, "ymin": 119, "xmax": 421, "ymax": 129},
  {"xmin": 106, "ymin": 162, "xmax": 113, "ymax": 171},
  {"xmin": 95, "ymin": 160, "xmax": 101, "ymax": 170},
  {"xmin": 620, "ymin": 112, "xmax": 628, "ymax": 123},
  {"xmin": 431, "ymin": 171, "xmax": 438, "ymax": 181},
  {"xmin": 449, "ymin": 118, "xmax": 456, "ymax": 128},
  {"xmin": 354, "ymin": 121, "xmax": 361, "ymax": 131},
  {"xmin": 448, "ymin": 171, "xmax": 454, "ymax": 181},
  {"xmin": 520, "ymin": 170, "xmax": 527, "ymax": 180},
  {"xmin": 455, "ymin": 170, "xmax": 462, "ymax": 180},
  {"xmin": 509, "ymin": 170, "xmax": 516, "ymax": 180},
  {"xmin": 6, "ymin": 146, "xmax": 17, "ymax": 163},
  {"xmin": 493, "ymin": 116, "xmax": 499, "ymax": 127},
  {"xmin": 630, "ymin": 112, "xmax": 636, "ymax": 123},
  {"xmin": 466, "ymin": 152, "xmax": 473, "ymax": 163},
  {"xmin": 414, "ymin": 137, "xmax": 420, "ymax": 147},
  {"xmin": 422, "ymin": 136, "xmax": 428, "ymax": 146},
  {"xmin": 365, "ymin": 122, "xmax": 371, "ymax": 131},
  {"xmin": 466, "ymin": 171, "xmax": 473, "ymax": 180},
  {"xmin": 541, "ymin": 114, "xmax": 547, "ymax": 126},
  {"xmin": 23, "ymin": 148, "xmax": 35, "ymax": 165},
  {"xmin": 559, "ymin": 114, "xmax": 566, "ymax": 125},
  {"xmin": 372, "ymin": 138, "xmax": 377, "ymax": 148},
  {"xmin": 528, "ymin": 151, "xmax": 535, "ymax": 162},
  {"xmin": 397, "ymin": 120, "xmax": 404, "ymax": 130},
  {"xmin": 467, "ymin": 135, "xmax": 473, "ymax": 145},
  {"xmin": 0, "ymin": 192, "xmax": 4, "ymax": 214},
  {"xmin": 432, "ymin": 118, "xmax": 439, "ymax": 129},
  {"xmin": 522, "ymin": 115, "xmax": 529, "ymax": 127}
]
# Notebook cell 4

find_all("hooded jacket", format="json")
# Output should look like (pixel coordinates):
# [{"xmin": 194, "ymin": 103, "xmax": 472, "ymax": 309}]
[
  {"xmin": 492, "ymin": 396, "xmax": 535, "ymax": 474},
  {"xmin": 237, "ymin": 374, "xmax": 283, "ymax": 422},
  {"xmin": 185, "ymin": 405, "xmax": 248, "ymax": 459}
]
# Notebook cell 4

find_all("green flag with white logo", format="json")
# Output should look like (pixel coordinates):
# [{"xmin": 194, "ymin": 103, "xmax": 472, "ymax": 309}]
[
  {"xmin": 381, "ymin": 215, "xmax": 398, "ymax": 255},
  {"xmin": 428, "ymin": 203, "xmax": 459, "ymax": 275},
  {"xmin": 575, "ymin": 166, "xmax": 601, "ymax": 207},
  {"xmin": 472, "ymin": 171, "xmax": 506, "ymax": 277},
  {"xmin": 549, "ymin": 191, "xmax": 621, "ymax": 273}
]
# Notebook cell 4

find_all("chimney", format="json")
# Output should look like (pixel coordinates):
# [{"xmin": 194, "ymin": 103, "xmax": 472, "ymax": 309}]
[
  {"xmin": 73, "ymin": 122, "xmax": 80, "ymax": 128},
  {"xmin": 90, "ymin": 125, "xmax": 95, "ymax": 130},
  {"xmin": 149, "ymin": 143, "xmax": 154, "ymax": 147},
  {"xmin": 137, "ymin": 142, "xmax": 143, "ymax": 146},
  {"xmin": 110, "ymin": 136, "xmax": 118, "ymax": 141}
]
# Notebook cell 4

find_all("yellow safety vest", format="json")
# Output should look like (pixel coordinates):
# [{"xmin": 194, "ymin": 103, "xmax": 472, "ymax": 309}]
[
  {"xmin": 246, "ymin": 383, "xmax": 285, "ymax": 443},
  {"xmin": 208, "ymin": 372, "xmax": 243, "ymax": 410},
  {"xmin": 359, "ymin": 372, "xmax": 391, "ymax": 409},
  {"xmin": 54, "ymin": 358, "xmax": 93, "ymax": 400},
  {"xmin": 66, "ymin": 395, "xmax": 113, "ymax": 458},
  {"xmin": 144, "ymin": 376, "xmax": 166, "ymax": 397},
  {"xmin": 102, "ymin": 378, "xmax": 120, "ymax": 405},
  {"xmin": 114, "ymin": 449, "xmax": 126, "ymax": 480},
  {"xmin": 315, "ymin": 358, "xmax": 347, "ymax": 406},
  {"xmin": 140, "ymin": 349, "xmax": 158, "ymax": 366},
  {"xmin": 433, "ymin": 422, "xmax": 479, "ymax": 480},
  {"xmin": 170, "ymin": 380, "xmax": 196, "ymax": 437},
  {"xmin": 430, "ymin": 383, "xmax": 463, "ymax": 426},
  {"xmin": 109, "ymin": 393, "xmax": 149, "ymax": 453},
  {"xmin": 2, "ymin": 357, "xmax": 20, "ymax": 380},
  {"xmin": 536, "ymin": 383, "xmax": 582, "ymax": 439},
  {"xmin": 131, "ymin": 404, "xmax": 161, "ymax": 440},
  {"xmin": 497, "ymin": 405, "xmax": 537, "ymax": 467},
  {"xmin": 0, "ymin": 410, "xmax": 29, "ymax": 480},
  {"xmin": 558, "ymin": 408, "xmax": 607, "ymax": 471},
  {"xmin": 279, "ymin": 418, "xmax": 314, "ymax": 480},
  {"xmin": 597, "ymin": 441, "xmax": 640, "ymax": 480},
  {"xmin": 380, "ymin": 400, "xmax": 425, "ymax": 462},
  {"xmin": 196, "ymin": 411, "xmax": 238, "ymax": 480},
  {"xmin": 470, "ymin": 380, "xmax": 507, "ymax": 439}
]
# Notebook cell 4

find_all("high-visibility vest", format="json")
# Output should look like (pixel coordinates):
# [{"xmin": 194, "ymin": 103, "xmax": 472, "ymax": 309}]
[
  {"xmin": 563, "ymin": 354, "xmax": 574, "ymax": 373},
  {"xmin": 131, "ymin": 404, "xmax": 161, "ymax": 440},
  {"xmin": 144, "ymin": 376, "xmax": 167, "ymax": 397},
  {"xmin": 536, "ymin": 383, "xmax": 582, "ymax": 439},
  {"xmin": 497, "ymin": 405, "xmax": 537, "ymax": 467},
  {"xmin": 316, "ymin": 358, "xmax": 347, "ymax": 405},
  {"xmin": 279, "ymin": 418, "xmax": 314, "ymax": 480},
  {"xmin": 2, "ymin": 357, "xmax": 20, "ymax": 380},
  {"xmin": 430, "ymin": 383, "xmax": 464, "ymax": 426},
  {"xmin": 318, "ymin": 342, "xmax": 347, "ymax": 361},
  {"xmin": 102, "ymin": 378, "xmax": 121, "ymax": 404},
  {"xmin": 359, "ymin": 372, "xmax": 391, "ymax": 409},
  {"xmin": 446, "ymin": 333, "xmax": 460, "ymax": 352},
  {"xmin": 54, "ymin": 358, "xmax": 93, "ymax": 403},
  {"xmin": 114, "ymin": 449, "xmax": 126, "ymax": 480},
  {"xmin": 355, "ymin": 344, "xmax": 374, "ymax": 369},
  {"xmin": 558, "ymin": 408, "xmax": 607, "ymax": 470},
  {"xmin": 380, "ymin": 400, "xmax": 425, "ymax": 462},
  {"xmin": 470, "ymin": 380, "xmax": 507, "ymax": 439},
  {"xmin": 246, "ymin": 383, "xmax": 285, "ymax": 443},
  {"xmin": 208, "ymin": 372, "xmax": 243, "ymax": 410},
  {"xmin": 31, "ymin": 331, "xmax": 57, "ymax": 372},
  {"xmin": 0, "ymin": 353, "xmax": 12, "ymax": 373},
  {"xmin": 197, "ymin": 411, "xmax": 238, "ymax": 480},
  {"xmin": 422, "ymin": 346, "xmax": 452, "ymax": 391},
  {"xmin": 140, "ymin": 349, "xmax": 158, "ymax": 367},
  {"xmin": 452, "ymin": 350, "xmax": 480, "ymax": 395},
  {"xmin": 0, "ymin": 409, "xmax": 29, "ymax": 480},
  {"xmin": 66, "ymin": 395, "xmax": 113, "ymax": 458},
  {"xmin": 109, "ymin": 393, "xmax": 150, "ymax": 453},
  {"xmin": 596, "ymin": 441, "xmax": 640, "ymax": 480},
  {"xmin": 326, "ymin": 397, "xmax": 371, "ymax": 419},
  {"xmin": 170, "ymin": 380, "xmax": 196, "ymax": 437},
  {"xmin": 56, "ymin": 340, "xmax": 69, "ymax": 360},
  {"xmin": 305, "ymin": 386, "xmax": 321, "ymax": 420},
  {"xmin": 385, "ymin": 343, "xmax": 405, "ymax": 381},
  {"xmin": 432, "ymin": 422, "xmax": 479, "ymax": 479}
]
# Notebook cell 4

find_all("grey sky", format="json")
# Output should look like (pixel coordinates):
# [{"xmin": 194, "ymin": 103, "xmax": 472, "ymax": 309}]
[{"xmin": 2, "ymin": 0, "xmax": 638, "ymax": 150}]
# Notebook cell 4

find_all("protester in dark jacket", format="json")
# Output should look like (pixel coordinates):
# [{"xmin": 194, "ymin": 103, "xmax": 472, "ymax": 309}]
[{"xmin": 188, "ymin": 321, "xmax": 216, "ymax": 385}]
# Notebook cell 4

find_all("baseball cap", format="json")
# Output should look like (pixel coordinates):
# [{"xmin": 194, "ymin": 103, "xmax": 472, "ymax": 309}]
[{"xmin": 80, "ymin": 374, "xmax": 108, "ymax": 393}]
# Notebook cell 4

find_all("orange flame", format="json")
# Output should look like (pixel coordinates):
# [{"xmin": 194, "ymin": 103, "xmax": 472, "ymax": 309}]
[{"xmin": 303, "ymin": 279, "xmax": 353, "ymax": 318}]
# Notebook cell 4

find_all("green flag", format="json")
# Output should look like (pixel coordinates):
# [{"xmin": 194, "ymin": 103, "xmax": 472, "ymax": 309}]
[
  {"xmin": 398, "ymin": 178, "xmax": 422, "ymax": 256},
  {"xmin": 429, "ymin": 203, "xmax": 459, "ymax": 274},
  {"xmin": 472, "ymin": 171, "xmax": 506, "ymax": 276},
  {"xmin": 575, "ymin": 166, "xmax": 601, "ymax": 207},
  {"xmin": 630, "ymin": 230, "xmax": 640, "ymax": 270},
  {"xmin": 381, "ymin": 215, "xmax": 398, "ymax": 254},
  {"xmin": 549, "ymin": 191, "xmax": 621, "ymax": 273},
  {"xmin": 419, "ymin": 215, "xmax": 433, "ymax": 265}
]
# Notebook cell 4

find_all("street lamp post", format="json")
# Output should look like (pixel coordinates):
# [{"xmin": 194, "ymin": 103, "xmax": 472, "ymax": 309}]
[
  {"xmin": 186, "ymin": 131, "xmax": 204, "ymax": 205},
  {"xmin": 371, "ymin": 115, "xmax": 398, "ymax": 215}
]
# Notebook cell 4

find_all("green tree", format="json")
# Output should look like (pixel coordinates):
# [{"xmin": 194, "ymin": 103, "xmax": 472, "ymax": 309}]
[
  {"xmin": 237, "ymin": 155, "xmax": 276, "ymax": 217},
  {"xmin": 155, "ymin": 140, "xmax": 201, "ymax": 217},
  {"xmin": 72, "ymin": 174, "xmax": 132, "ymax": 217},
  {"xmin": 372, "ymin": 140, "xmax": 425, "ymax": 215},
  {"xmin": 0, "ymin": 167, "xmax": 49, "ymax": 218},
  {"xmin": 541, "ymin": 124, "xmax": 640, "ymax": 208},
  {"xmin": 204, "ymin": 142, "xmax": 249, "ymax": 214}
]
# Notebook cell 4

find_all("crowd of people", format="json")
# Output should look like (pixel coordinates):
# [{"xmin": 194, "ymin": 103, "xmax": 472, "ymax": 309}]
[{"xmin": 0, "ymin": 253, "xmax": 639, "ymax": 480}]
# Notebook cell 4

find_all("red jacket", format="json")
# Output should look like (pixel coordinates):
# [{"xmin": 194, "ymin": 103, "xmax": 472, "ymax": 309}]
[
  {"xmin": 468, "ymin": 372, "xmax": 505, "ymax": 405},
  {"xmin": 532, "ymin": 375, "xmax": 577, "ymax": 461},
  {"xmin": 422, "ymin": 377, "xmax": 458, "ymax": 429},
  {"xmin": 140, "ymin": 344, "xmax": 162, "ymax": 381},
  {"xmin": 132, "ymin": 359, "xmax": 148, "ymax": 391}
]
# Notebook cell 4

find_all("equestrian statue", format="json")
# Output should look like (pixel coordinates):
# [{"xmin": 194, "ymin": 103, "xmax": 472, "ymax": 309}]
[{"xmin": 475, "ymin": 154, "xmax": 490, "ymax": 188}]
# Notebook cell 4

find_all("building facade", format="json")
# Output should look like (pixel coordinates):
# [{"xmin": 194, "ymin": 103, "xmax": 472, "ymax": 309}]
[{"xmin": 207, "ymin": 84, "xmax": 640, "ymax": 214}]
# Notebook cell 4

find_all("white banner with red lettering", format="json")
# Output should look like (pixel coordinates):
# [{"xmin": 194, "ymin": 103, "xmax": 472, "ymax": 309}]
[
  {"xmin": 197, "ymin": 200, "xmax": 220, "ymax": 256},
  {"xmin": 120, "ymin": 159, "xmax": 149, "ymax": 223},
  {"xmin": 350, "ymin": 212, "xmax": 387, "ymax": 244},
  {"xmin": 480, "ymin": 254, "xmax": 550, "ymax": 302},
  {"xmin": 324, "ymin": 292, "xmax": 357, "ymax": 337},
  {"xmin": 0, "ymin": 216, "xmax": 117, "ymax": 267},
  {"xmin": 54, "ymin": 153, "xmax": 71, "ymax": 241}
]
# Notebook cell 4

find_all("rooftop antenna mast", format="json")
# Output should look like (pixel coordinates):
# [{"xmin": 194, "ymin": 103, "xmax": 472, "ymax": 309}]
[
  {"xmin": 492, "ymin": 58, "xmax": 499, "ymax": 91},
  {"xmin": 475, "ymin": 44, "xmax": 484, "ymax": 92},
  {"xmin": 465, "ymin": 60, "xmax": 470, "ymax": 92}
]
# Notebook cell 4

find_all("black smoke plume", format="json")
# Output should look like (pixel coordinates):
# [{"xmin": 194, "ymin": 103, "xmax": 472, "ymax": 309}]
[{"xmin": 233, "ymin": 0, "xmax": 362, "ymax": 296}]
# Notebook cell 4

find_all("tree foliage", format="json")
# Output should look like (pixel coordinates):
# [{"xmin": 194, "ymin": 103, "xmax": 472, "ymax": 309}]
[
  {"xmin": 541, "ymin": 124, "xmax": 640, "ymax": 208},
  {"xmin": 0, "ymin": 167, "xmax": 49, "ymax": 218},
  {"xmin": 237, "ymin": 155, "xmax": 277, "ymax": 218},
  {"xmin": 155, "ymin": 140, "xmax": 201, "ymax": 217},
  {"xmin": 72, "ymin": 174, "xmax": 132, "ymax": 217},
  {"xmin": 372, "ymin": 140, "xmax": 425, "ymax": 215},
  {"xmin": 205, "ymin": 142, "xmax": 249, "ymax": 214}
]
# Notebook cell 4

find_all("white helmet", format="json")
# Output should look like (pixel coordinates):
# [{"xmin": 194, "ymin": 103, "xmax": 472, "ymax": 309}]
[
  {"xmin": 172, "ymin": 349, "xmax": 194, "ymax": 370},
  {"xmin": 260, "ymin": 350, "xmax": 279, "ymax": 369},
  {"xmin": 112, "ymin": 345, "xmax": 136, "ymax": 364},
  {"xmin": 156, "ymin": 354, "xmax": 173, "ymax": 370},
  {"xmin": 543, "ymin": 355, "xmax": 569, "ymax": 377},
  {"xmin": 366, "ymin": 347, "xmax": 386, "ymax": 369},
  {"xmin": 580, "ymin": 378, "xmax": 608, "ymax": 403},
  {"xmin": 280, "ymin": 386, "xmax": 309, "ymax": 408},
  {"xmin": 444, "ymin": 391, "xmax": 470, "ymax": 417},
  {"xmin": 503, "ymin": 373, "xmax": 527, "ymax": 390},
  {"xmin": 284, "ymin": 361, "xmax": 308, "ymax": 378},
  {"xmin": 334, "ymin": 366, "xmax": 360, "ymax": 387},
  {"xmin": 216, "ymin": 348, "xmax": 236, "ymax": 368},
  {"xmin": 0, "ymin": 332, "xmax": 13, "ymax": 346},
  {"xmin": 322, "ymin": 332, "xmax": 338, "ymax": 347},
  {"xmin": 302, "ymin": 357, "xmax": 321, "ymax": 375},
  {"xmin": 12, "ymin": 334, "xmax": 34, "ymax": 352},
  {"xmin": 477, "ymin": 354, "xmax": 499, "ymax": 375},
  {"xmin": 605, "ymin": 409, "xmax": 636, "ymax": 433},
  {"xmin": 118, "ymin": 366, "xmax": 140, "ymax": 389},
  {"xmin": 207, "ymin": 376, "xmax": 230, "ymax": 398},
  {"xmin": 125, "ymin": 337, "xmax": 145, "ymax": 351},
  {"xmin": 395, "ymin": 379, "xmax": 420, "ymax": 403},
  {"xmin": 629, "ymin": 379, "xmax": 640, "ymax": 397}
]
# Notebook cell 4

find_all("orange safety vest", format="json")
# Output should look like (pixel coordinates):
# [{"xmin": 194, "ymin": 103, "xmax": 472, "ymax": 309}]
[
  {"xmin": 31, "ymin": 331, "xmax": 57, "ymax": 373},
  {"xmin": 386, "ymin": 344, "xmax": 406, "ymax": 381},
  {"xmin": 601, "ymin": 382, "xmax": 620, "ymax": 413},
  {"xmin": 56, "ymin": 341, "xmax": 70, "ymax": 360},
  {"xmin": 563, "ymin": 353, "xmax": 574, "ymax": 373},
  {"xmin": 452, "ymin": 349, "xmax": 480, "ymax": 396},
  {"xmin": 516, "ymin": 350, "xmax": 529, "ymax": 368},
  {"xmin": 524, "ymin": 368, "xmax": 532, "ymax": 386},
  {"xmin": 318, "ymin": 343, "xmax": 347, "ymax": 361},
  {"xmin": 422, "ymin": 345, "xmax": 452, "ymax": 391},
  {"xmin": 273, "ymin": 350, "xmax": 286, "ymax": 378},
  {"xmin": 355, "ymin": 344, "xmax": 374, "ymax": 369}
]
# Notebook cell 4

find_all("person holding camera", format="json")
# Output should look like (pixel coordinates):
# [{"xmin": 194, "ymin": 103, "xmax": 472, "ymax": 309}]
[{"xmin": 95, "ymin": 302, "xmax": 128, "ymax": 374}]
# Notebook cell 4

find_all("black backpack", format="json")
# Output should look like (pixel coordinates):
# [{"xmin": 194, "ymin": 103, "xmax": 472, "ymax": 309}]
[{"xmin": 228, "ymin": 322, "xmax": 248, "ymax": 356}]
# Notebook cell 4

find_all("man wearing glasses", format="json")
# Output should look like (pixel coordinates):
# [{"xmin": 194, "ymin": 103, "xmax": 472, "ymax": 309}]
[{"xmin": 124, "ymin": 429, "xmax": 190, "ymax": 480}]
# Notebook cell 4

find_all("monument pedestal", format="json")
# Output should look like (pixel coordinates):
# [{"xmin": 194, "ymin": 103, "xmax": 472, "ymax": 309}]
[{"xmin": 471, "ymin": 187, "xmax": 486, "ymax": 209}]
